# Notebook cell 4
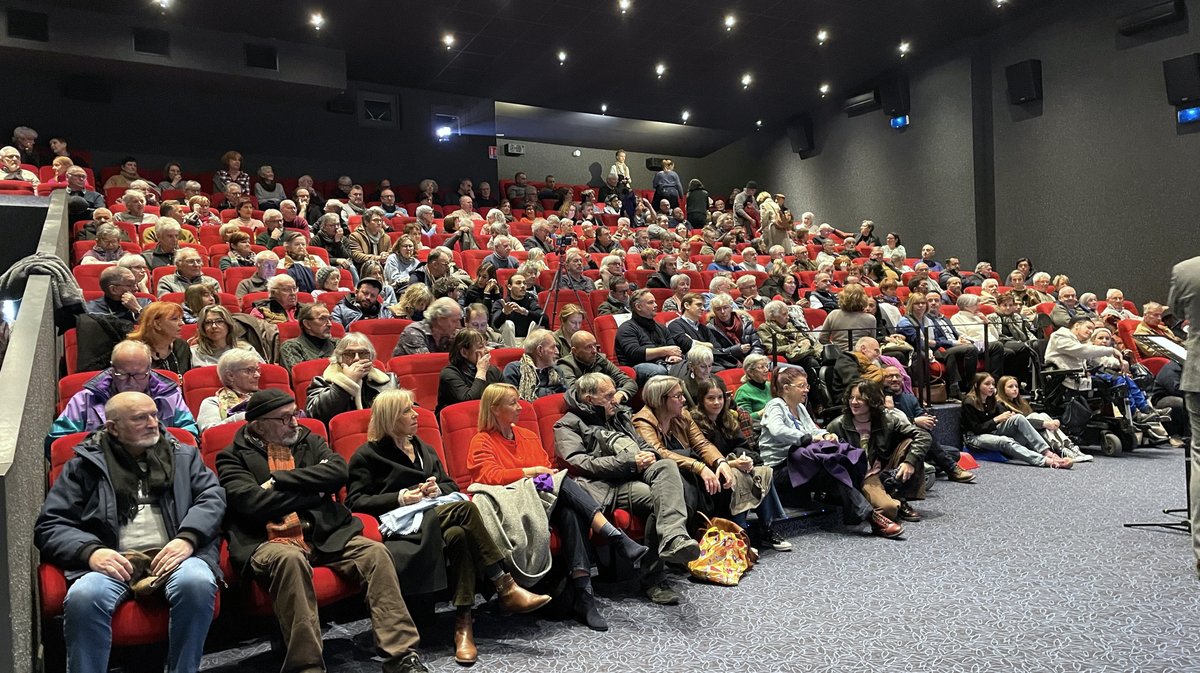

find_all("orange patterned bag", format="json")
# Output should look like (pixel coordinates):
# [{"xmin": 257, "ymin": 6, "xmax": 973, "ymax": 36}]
[{"xmin": 687, "ymin": 514, "xmax": 758, "ymax": 586}]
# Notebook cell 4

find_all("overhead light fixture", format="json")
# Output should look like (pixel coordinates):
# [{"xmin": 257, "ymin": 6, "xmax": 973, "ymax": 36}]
[
  {"xmin": 819, "ymin": 83, "xmax": 831, "ymax": 97},
  {"xmin": 681, "ymin": 109, "xmax": 690, "ymax": 123},
  {"xmin": 817, "ymin": 29, "xmax": 829, "ymax": 44},
  {"xmin": 309, "ymin": 12, "xmax": 324, "ymax": 30},
  {"xmin": 435, "ymin": 126, "xmax": 453, "ymax": 139},
  {"xmin": 618, "ymin": 0, "xmax": 631, "ymax": 13},
  {"xmin": 741, "ymin": 73, "xmax": 753, "ymax": 89},
  {"xmin": 600, "ymin": 103, "xmax": 608, "ymax": 113},
  {"xmin": 655, "ymin": 62, "xmax": 666, "ymax": 78},
  {"xmin": 557, "ymin": 50, "xmax": 567, "ymax": 64},
  {"xmin": 443, "ymin": 33, "xmax": 455, "ymax": 49},
  {"xmin": 995, "ymin": 0, "xmax": 1008, "ymax": 5},
  {"xmin": 158, "ymin": 0, "xmax": 171, "ymax": 9},
  {"xmin": 755, "ymin": 119, "xmax": 763, "ymax": 129},
  {"xmin": 899, "ymin": 40, "xmax": 911, "ymax": 57},
  {"xmin": 724, "ymin": 14, "xmax": 736, "ymax": 30}
]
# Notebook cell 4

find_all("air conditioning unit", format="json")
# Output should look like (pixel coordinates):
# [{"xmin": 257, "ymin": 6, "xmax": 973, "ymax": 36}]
[
  {"xmin": 1117, "ymin": 0, "xmax": 1185, "ymax": 36},
  {"xmin": 842, "ymin": 90, "xmax": 881, "ymax": 117},
  {"xmin": 504, "ymin": 142, "xmax": 526, "ymax": 156}
]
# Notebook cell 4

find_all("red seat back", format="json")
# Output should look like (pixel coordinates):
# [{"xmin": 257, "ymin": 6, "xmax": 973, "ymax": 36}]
[
  {"xmin": 532, "ymin": 393, "xmax": 568, "ymax": 467},
  {"xmin": 348, "ymin": 318, "xmax": 413, "ymax": 360},
  {"xmin": 182, "ymin": 363, "xmax": 290, "ymax": 417},
  {"xmin": 387, "ymin": 352, "xmax": 450, "ymax": 412},
  {"xmin": 437, "ymin": 399, "xmax": 538, "ymax": 490},
  {"xmin": 594, "ymin": 314, "xmax": 619, "ymax": 360},
  {"xmin": 488, "ymin": 347, "xmax": 524, "ymax": 372},
  {"xmin": 716, "ymin": 368, "xmax": 746, "ymax": 396}
]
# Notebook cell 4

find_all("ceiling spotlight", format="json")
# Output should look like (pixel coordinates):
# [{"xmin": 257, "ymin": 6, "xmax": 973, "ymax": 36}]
[
  {"xmin": 618, "ymin": 0, "xmax": 631, "ymax": 13},
  {"xmin": 158, "ymin": 0, "xmax": 171, "ymax": 9},
  {"xmin": 741, "ymin": 73, "xmax": 753, "ymax": 89},
  {"xmin": 435, "ymin": 126, "xmax": 453, "ymax": 139},
  {"xmin": 557, "ymin": 50, "xmax": 567, "ymax": 63},
  {"xmin": 898, "ymin": 40, "xmax": 911, "ymax": 56},
  {"xmin": 724, "ymin": 14, "xmax": 736, "ymax": 30},
  {"xmin": 819, "ymin": 83, "xmax": 831, "ymax": 97},
  {"xmin": 817, "ymin": 29, "xmax": 829, "ymax": 44},
  {"xmin": 309, "ymin": 12, "xmax": 324, "ymax": 30},
  {"xmin": 755, "ymin": 120, "xmax": 763, "ymax": 128},
  {"xmin": 681, "ymin": 110, "xmax": 690, "ymax": 123},
  {"xmin": 600, "ymin": 103, "xmax": 608, "ymax": 113},
  {"xmin": 995, "ymin": 0, "xmax": 1008, "ymax": 5},
  {"xmin": 655, "ymin": 62, "xmax": 666, "ymax": 78},
  {"xmin": 443, "ymin": 33, "xmax": 455, "ymax": 49}
]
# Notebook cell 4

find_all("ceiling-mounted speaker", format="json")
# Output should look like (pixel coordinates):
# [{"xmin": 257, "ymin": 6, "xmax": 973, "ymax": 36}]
[
  {"xmin": 645, "ymin": 157, "xmax": 664, "ymax": 171},
  {"xmin": 785, "ymin": 115, "xmax": 814, "ymax": 156},
  {"xmin": 6, "ymin": 8, "xmax": 48, "ymax": 42},
  {"xmin": 132, "ymin": 28, "xmax": 170, "ymax": 56},
  {"xmin": 1163, "ymin": 53, "xmax": 1200, "ymax": 105},
  {"xmin": 1005, "ymin": 59, "xmax": 1043, "ymax": 104},
  {"xmin": 1117, "ymin": 0, "xmax": 1185, "ymax": 36},
  {"xmin": 326, "ymin": 92, "xmax": 355, "ymax": 115},
  {"xmin": 878, "ymin": 72, "xmax": 910, "ymax": 116},
  {"xmin": 842, "ymin": 90, "xmax": 881, "ymax": 116}
]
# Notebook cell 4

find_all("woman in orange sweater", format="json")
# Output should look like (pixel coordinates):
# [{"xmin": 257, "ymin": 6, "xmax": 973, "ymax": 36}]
[{"xmin": 467, "ymin": 383, "xmax": 647, "ymax": 632}]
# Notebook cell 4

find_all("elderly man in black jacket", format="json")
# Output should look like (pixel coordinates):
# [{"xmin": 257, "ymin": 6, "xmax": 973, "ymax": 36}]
[
  {"xmin": 216, "ymin": 389, "xmax": 428, "ymax": 673},
  {"xmin": 35, "ymin": 392, "xmax": 224, "ymax": 673},
  {"xmin": 615, "ymin": 289, "xmax": 682, "ymax": 384},
  {"xmin": 554, "ymin": 374, "xmax": 700, "ymax": 606},
  {"xmin": 557, "ymin": 330, "xmax": 637, "ymax": 405}
]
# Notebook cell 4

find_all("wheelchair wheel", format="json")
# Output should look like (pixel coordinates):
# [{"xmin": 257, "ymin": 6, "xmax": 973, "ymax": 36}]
[{"xmin": 1102, "ymin": 432, "xmax": 1123, "ymax": 457}]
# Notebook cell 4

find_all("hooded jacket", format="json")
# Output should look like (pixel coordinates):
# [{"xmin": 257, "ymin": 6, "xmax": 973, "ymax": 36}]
[
  {"xmin": 47, "ymin": 370, "xmax": 198, "ymax": 453},
  {"xmin": 35, "ymin": 429, "xmax": 225, "ymax": 581}
]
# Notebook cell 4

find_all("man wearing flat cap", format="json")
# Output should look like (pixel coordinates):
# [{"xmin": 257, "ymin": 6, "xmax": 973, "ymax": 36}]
[{"xmin": 216, "ymin": 389, "xmax": 428, "ymax": 673}]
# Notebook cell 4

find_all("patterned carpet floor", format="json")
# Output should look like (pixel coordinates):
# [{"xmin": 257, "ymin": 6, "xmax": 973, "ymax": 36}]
[{"xmin": 201, "ymin": 446, "xmax": 1199, "ymax": 673}]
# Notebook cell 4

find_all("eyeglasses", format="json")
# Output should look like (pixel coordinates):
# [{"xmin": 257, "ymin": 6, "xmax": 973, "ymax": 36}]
[
  {"xmin": 234, "ymin": 366, "xmax": 261, "ymax": 376},
  {"xmin": 258, "ymin": 411, "xmax": 303, "ymax": 424},
  {"xmin": 202, "ymin": 319, "xmax": 227, "ymax": 327},
  {"xmin": 667, "ymin": 392, "xmax": 687, "ymax": 401},
  {"xmin": 341, "ymin": 349, "xmax": 372, "ymax": 360},
  {"xmin": 111, "ymin": 370, "xmax": 150, "ymax": 383}
]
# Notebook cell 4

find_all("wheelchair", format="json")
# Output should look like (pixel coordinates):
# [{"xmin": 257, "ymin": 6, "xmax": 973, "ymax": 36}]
[{"xmin": 1036, "ymin": 366, "xmax": 1141, "ymax": 457}]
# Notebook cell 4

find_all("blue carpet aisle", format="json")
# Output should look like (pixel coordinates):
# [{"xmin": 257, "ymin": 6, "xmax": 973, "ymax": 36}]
[{"xmin": 201, "ymin": 447, "xmax": 1200, "ymax": 673}]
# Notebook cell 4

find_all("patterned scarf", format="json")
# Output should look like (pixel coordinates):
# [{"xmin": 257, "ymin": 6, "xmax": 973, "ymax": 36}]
[
  {"xmin": 264, "ymin": 442, "xmax": 310, "ymax": 553},
  {"xmin": 215, "ymin": 387, "xmax": 250, "ymax": 419},
  {"xmin": 516, "ymin": 354, "xmax": 561, "ymax": 402}
]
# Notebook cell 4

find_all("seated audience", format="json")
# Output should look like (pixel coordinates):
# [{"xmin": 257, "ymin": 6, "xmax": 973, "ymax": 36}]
[
  {"xmin": 35, "ymin": 391, "xmax": 222, "ymax": 673},
  {"xmin": 705, "ymin": 294, "xmax": 760, "ymax": 368},
  {"xmin": 879, "ymin": 366, "xmax": 977, "ymax": 481},
  {"xmin": 219, "ymin": 231, "xmax": 257, "ymax": 271},
  {"xmin": 646, "ymin": 254, "xmax": 678, "ymax": 289},
  {"xmin": 597, "ymin": 276, "xmax": 633, "ymax": 316},
  {"xmin": 195, "ymin": 349, "xmax": 263, "ymax": 431},
  {"xmin": 556, "ymin": 249, "xmax": 595, "ymax": 292},
  {"xmin": 732, "ymin": 354, "xmax": 773, "ymax": 420},
  {"xmin": 806, "ymin": 273, "xmax": 840, "ymax": 312},
  {"xmin": 384, "ymin": 236, "xmax": 420, "ymax": 291},
  {"xmin": 189, "ymin": 305, "xmax": 263, "ymax": 367},
  {"xmin": 128, "ymin": 301, "xmax": 192, "ymax": 375},
  {"xmin": 80, "ymin": 224, "xmax": 126, "ymax": 265},
  {"xmin": 392, "ymin": 283, "xmax": 432, "ymax": 321},
  {"xmin": 279, "ymin": 303, "xmax": 339, "ymax": 369},
  {"xmin": 236, "ymin": 251, "xmax": 279, "ymax": 298},
  {"xmin": 616, "ymin": 289, "xmax": 683, "ymax": 383},
  {"xmin": 346, "ymin": 390, "xmax": 551, "ymax": 664},
  {"xmin": 156, "ymin": 248, "xmax": 220, "ymax": 297},
  {"xmin": 949, "ymin": 294, "xmax": 1008, "ymax": 382},
  {"xmin": 312, "ymin": 267, "xmax": 350, "ymax": 298},
  {"xmin": 897, "ymin": 292, "xmax": 979, "ymax": 400},
  {"xmin": 661, "ymin": 273, "xmax": 692, "ymax": 313},
  {"xmin": 331, "ymin": 278, "xmax": 384, "ymax": 329},
  {"xmin": 250, "ymin": 275, "xmax": 301, "ymax": 324},
  {"xmin": 556, "ymin": 330, "xmax": 637, "ymax": 402},
  {"xmin": 490, "ymin": 274, "xmax": 543, "ymax": 342},
  {"xmin": 85, "ymin": 266, "xmax": 149, "ymax": 322},
  {"xmin": 553, "ymin": 305, "xmax": 587, "ymax": 354},
  {"xmin": 1048, "ymin": 285, "xmax": 1089, "ymax": 329},
  {"xmin": 113, "ymin": 190, "xmax": 154, "ymax": 224},
  {"xmin": 468, "ymin": 383, "xmax": 648, "ymax": 630},
  {"xmin": 347, "ymin": 207, "xmax": 391, "ymax": 272},
  {"xmin": 118, "ymin": 253, "xmax": 152, "ymax": 294},
  {"xmin": 1133, "ymin": 302, "xmax": 1182, "ymax": 357},
  {"xmin": 306, "ymin": 333, "xmax": 396, "ymax": 423},
  {"xmin": 502, "ymin": 329, "xmax": 567, "ymax": 401},
  {"xmin": 994, "ymin": 375, "xmax": 1091, "ymax": 463},
  {"xmin": 396, "ymin": 297, "xmax": 463, "ymax": 355},
  {"xmin": 960, "ymin": 373, "xmax": 1072, "ymax": 469},
  {"xmin": 438, "ymin": 328, "xmax": 503, "ymax": 415},
  {"xmin": 141, "ymin": 218, "xmax": 185, "ymax": 270},
  {"xmin": 49, "ymin": 340, "xmax": 197, "ymax": 446}
]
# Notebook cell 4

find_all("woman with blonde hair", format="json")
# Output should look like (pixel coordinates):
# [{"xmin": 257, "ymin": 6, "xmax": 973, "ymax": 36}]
[
  {"xmin": 995, "ymin": 375, "xmax": 1091, "ymax": 462},
  {"xmin": 554, "ymin": 304, "xmax": 587, "ymax": 353},
  {"xmin": 195, "ymin": 348, "xmax": 262, "ymax": 431},
  {"xmin": 127, "ymin": 301, "xmax": 192, "ymax": 375},
  {"xmin": 189, "ymin": 304, "xmax": 263, "ymax": 367},
  {"xmin": 391, "ymin": 282, "xmax": 433, "ymax": 320},
  {"xmin": 467, "ymin": 383, "xmax": 648, "ymax": 631},
  {"xmin": 346, "ymin": 388, "xmax": 551, "ymax": 665},
  {"xmin": 184, "ymin": 194, "xmax": 222, "ymax": 227}
]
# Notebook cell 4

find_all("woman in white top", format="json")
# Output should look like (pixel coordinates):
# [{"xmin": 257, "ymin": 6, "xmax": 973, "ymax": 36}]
[
  {"xmin": 880, "ymin": 232, "xmax": 907, "ymax": 261},
  {"xmin": 189, "ymin": 305, "xmax": 263, "ymax": 368},
  {"xmin": 608, "ymin": 148, "xmax": 631, "ymax": 185},
  {"xmin": 195, "ymin": 348, "xmax": 262, "ymax": 432}
]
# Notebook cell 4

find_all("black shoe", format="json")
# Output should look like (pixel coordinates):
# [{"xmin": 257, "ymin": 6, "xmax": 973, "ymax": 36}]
[
  {"xmin": 896, "ymin": 502, "xmax": 922, "ymax": 522},
  {"xmin": 614, "ymin": 534, "xmax": 650, "ymax": 569},
  {"xmin": 660, "ymin": 535, "xmax": 701, "ymax": 566},
  {"xmin": 644, "ymin": 581, "xmax": 681, "ymax": 605},
  {"xmin": 574, "ymin": 591, "xmax": 609, "ymax": 631},
  {"xmin": 383, "ymin": 652, "xmax": 428, "ymax": 673},
  {"xmin": 757, "ymin": 525, "xmax": 793, "ymax": 551}
]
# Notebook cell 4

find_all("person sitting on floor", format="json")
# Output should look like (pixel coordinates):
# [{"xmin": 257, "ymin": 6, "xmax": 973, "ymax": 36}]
[
  {"xmin": 960, "ymin": 373, "xmax": 1072, "ymax": 469},
  {"xmin": 879, "ymin": 366, "xmax": 978, "ymax": 481}
]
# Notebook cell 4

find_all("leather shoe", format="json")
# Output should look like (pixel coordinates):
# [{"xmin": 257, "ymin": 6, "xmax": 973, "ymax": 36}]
[
  {"xmin": 896, "ymin": 502, "xmax": 921, "ymax": 522},
  {"xmin": 574, "ymin": 590, "xmax": 609, "ymax": 631},
  {"xmin": 383, "ymin": 652, "xmax": 429, "ymax": 673},
  {"xmin": 948, "ymin": 466, "xmax": 976, "ymax": 483},
  {"xmin": 454, "ymin": 611, "xmax": 477, "ymax": 666},
  {"xmin": 870, "ymin": 511, "xmax": 905, "ymax": 538},
  {"xmin": 660, "ymin": 535, "xmax": 701, "ymax": 565},
  {"xmin": 494, "ymin": 573, "xmax": 552, "ymax": 614}
]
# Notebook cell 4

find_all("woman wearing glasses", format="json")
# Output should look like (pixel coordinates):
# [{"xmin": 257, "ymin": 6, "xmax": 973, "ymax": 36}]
[
  {"xmin": 189, "ymin": 305, "xmax": 263, "ymax": 367},
  {"xmin": 196, "ymin": 349, "xmax": 264, "ymax": 432},
  {"xmin": 305, "ymin": 333, "xmax": 396, "ymax": 424},
  {"xmin": 127, "ymin": 301, "xmax": 192, "ymax": 376},
  {"xmin": 632, "ymin": 375, "xmax": 735, "ymax": 519}
]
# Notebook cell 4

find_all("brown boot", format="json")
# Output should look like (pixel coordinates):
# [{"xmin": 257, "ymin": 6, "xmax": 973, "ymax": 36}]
[
  {"xmin": 948, "ymin": 466, "xmax": 977, "ymax": 483},
  {"xmin": 454, "ymin": 611, "xmax": 477, "ymax": 666},
  {"xmin": 494, "ymin": 573, "xmax": 552, "ymax": 614}
]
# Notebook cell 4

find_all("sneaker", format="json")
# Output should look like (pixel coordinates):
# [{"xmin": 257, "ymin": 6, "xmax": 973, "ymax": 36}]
[
  {"xmin": 644, "ymin": 581, "xmax": 681, "ymax": 605},
  {"xmin": 896, "ymin": 502, "xmax": 922, "ymax": 522},
  {"xmin": 759, "ymin": 526, "xmax": 793, "ymax": 552},
  {"xmin": 660, "ymin": 535, "xmax": 701, "ymax": 566},
  {"xmin": 1155, "ymin": 407, "xmax": 1174, "ymax": 420},
  {"xmin": 870, "ymin": 512, "xmax": 905, "ymax": 538},
  {"xmin": 948, "ymin": 466, "xmax": 977, "ymax": 483},
  {"xmin": 1169, "ymin": 436, "xmax": 1186, "ymax": 448}
]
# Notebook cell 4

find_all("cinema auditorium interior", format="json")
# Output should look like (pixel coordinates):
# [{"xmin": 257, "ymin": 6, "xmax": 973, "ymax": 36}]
[{"xmin": 0, "ymin": 0, "xmax": 1198, "ymax": 672}]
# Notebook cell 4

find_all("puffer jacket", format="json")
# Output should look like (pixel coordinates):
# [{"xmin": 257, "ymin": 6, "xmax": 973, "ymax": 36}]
[
  {"xmin": 47, "ymin": 370, "xmax": 198, "ymax": 453},
  {"xmin": 553, "ymin": 388, "xmax": 656, "ymax": 508},
  {"xmin": 35, "ymin": 430, "xmax": 225, "ymax": 581}
]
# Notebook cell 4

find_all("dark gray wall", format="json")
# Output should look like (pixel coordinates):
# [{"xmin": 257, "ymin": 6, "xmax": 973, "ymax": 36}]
[{"xmin": 990, "ymin": 0, "xmax": 1200, "ymax": 302}]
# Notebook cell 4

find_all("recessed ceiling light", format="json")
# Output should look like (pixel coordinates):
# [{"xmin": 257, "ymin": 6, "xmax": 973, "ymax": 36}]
[
  {"xmin": 443, "ymin": 33, "xmax": 455, "ymax": 49},
  {"xmin": 755, "ymin": 120, "xmax": 763, "ymax": 128},
  {"xmin": 655, "ymin": 62, "xmax": 666, "ymax": 78},
  {"xmin": 600, "ymin": 103, "xmax": 608, "ymax": 113},
  {"xmin": 817, "ymin": 29, "xmax": 829, "ymax": 44},
  {"xmin": 741, "ymin": 73, "xmax": 753, "ymax": 89},
  {"xmin": 899, "ymin": 40, "xmax": 911, "ymax": 56},
  {"xmin": 724, "ymin": 14, "xmax": 736, "ymax": 30},
  {"xmin": 819, "ymin": 83, "xmax": 831, "ymax": 97},
  {"xmin": 995, "ymin": 0, "xmax": 1008, "ymax": 5},
  {"xmin": 681, "ymin": 109, "xmax": 690, "ymax": 123},
  {"xmin": 158, "ymin": 0, "xmax": 171, "ymax": 9},
  {"xmin": 557, "ymin": 50, "xmax": 567, "ymax": 63},
  {"xmin": 618, "ymin": 0, "xmax": 631, "ymax": 13},
  {"xmin": 309, "ymin": 12, "xmax": 324, "ymax": 30}
]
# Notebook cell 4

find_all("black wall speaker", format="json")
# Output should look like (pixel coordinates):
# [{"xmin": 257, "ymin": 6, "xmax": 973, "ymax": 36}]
[
  {"xmin": 1117, "ymin": 0, "xmax": 1185, "ymax": 36},
  {"xmin": 878, "ymin": 72, "xmax": 910, "ymax": 116},
  {"xmin": 786, "ymin": 115, "xmax": 814, "ymax": 155},
  {"xmin": 6, "ymin": 8, "xmax": 48, "ymax": 42},
  {"xmin": 1005, "ymin": 59, "xmax": 1043, "ymax": 104},
  {"xmin": 326, "ymin": 92, "xmax": 356, "ymax": 115},
  {"xmin": 132, "ymin": 28, "xmax": 170, "ymax": 56},
  {"xmin": 1163, "ymin": 54, "xmax": 1200, "ymax": 105},
  {"xmin": 645, "ymin": 157, "xmax": 664, "ymax": 171}
]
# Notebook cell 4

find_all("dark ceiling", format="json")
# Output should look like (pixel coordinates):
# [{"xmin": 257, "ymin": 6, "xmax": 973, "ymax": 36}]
[{"xmin": 61, "ymin": 0, "xmax": 1057, "ymax": 131}]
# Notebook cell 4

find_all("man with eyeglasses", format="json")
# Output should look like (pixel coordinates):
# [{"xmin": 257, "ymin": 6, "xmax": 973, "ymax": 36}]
[
  {"xmin": 596, "ymin": 276, "xmax": 632, "ymax": 316},
  {"xmin": 36, "ymin": 391, "xmax": 225, "ymax": 673},
  {"xmin": 47, "ymin": 340, "xmax": 197, "ymax": 452},
  {"xmin": 85, "ymin": 267, "xmax": 149, "ymax": 322},
  {"xmin": 156, "ymin": 248, "xmax": 220, "ymax": 297},
  {"xmin": 280, "ymin": 304, "xmax": 341, "ymax": 370},
  {"xmin": 217, "ymin": 388, "xmax": 428, "ymax": 673}
]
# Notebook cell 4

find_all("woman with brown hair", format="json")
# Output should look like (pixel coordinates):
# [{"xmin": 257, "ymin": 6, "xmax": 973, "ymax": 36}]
[
  {"xmin": 182, "ymin": 283, "xmax": 216, "ymax": 325},
  {"xmin": 553, "ymin": 304, "xmax": 586, "ymax": 354},
  {"xmin": 468, "ymin": 383, "xmax": 648, "ymax": 632},
  {"xmin": 127, "ymin": 301, "xmax": 192, "ymax": 375},
  {"xmin": 818, "ymin": 283, "xmax": 877, "ymax": 352},
  {"xmin": 213, "ymin": 150, "xmax": 250, "ymax": 193},
  {"xmin": 960, "ymin": 373, "xmax": 1072, "ymax": 469},
  {"xmin": 995, "ymin": 375, "xmax": 1091, "ymax": 462},
  {"xmin": 437, "ymin": 328, "xmax": 502, "ymax": 416},
  {"xmin": 347, "ymin": 388, "xmax": 551, "ymax": 665},
  {"xmin": 219, "ymin": 231, "xmax": 256, "ymax": 271},
  {"xmin": 189, "ymin": 304, "xmax": 263, "ymax": 367}
]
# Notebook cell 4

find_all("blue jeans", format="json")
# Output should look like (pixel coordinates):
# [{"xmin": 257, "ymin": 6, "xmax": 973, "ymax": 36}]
[
  {"xmin": 731, "ymin": 487, "xmax": 786, "ymax": 530},
  {"xmin": 633, "ymin": 362, "xmax": 669, "ymax": 385},
  {"xmin": 63, "ymin": 556, "xmax": 217, "ymax": 673},
  {"xmin": 965, "ymin": 415, "xmax": 1050, "ymax": 466},
  {"xmin": 1094, "ymin": 372, "xmax": 1149, "ymax": 411}
]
